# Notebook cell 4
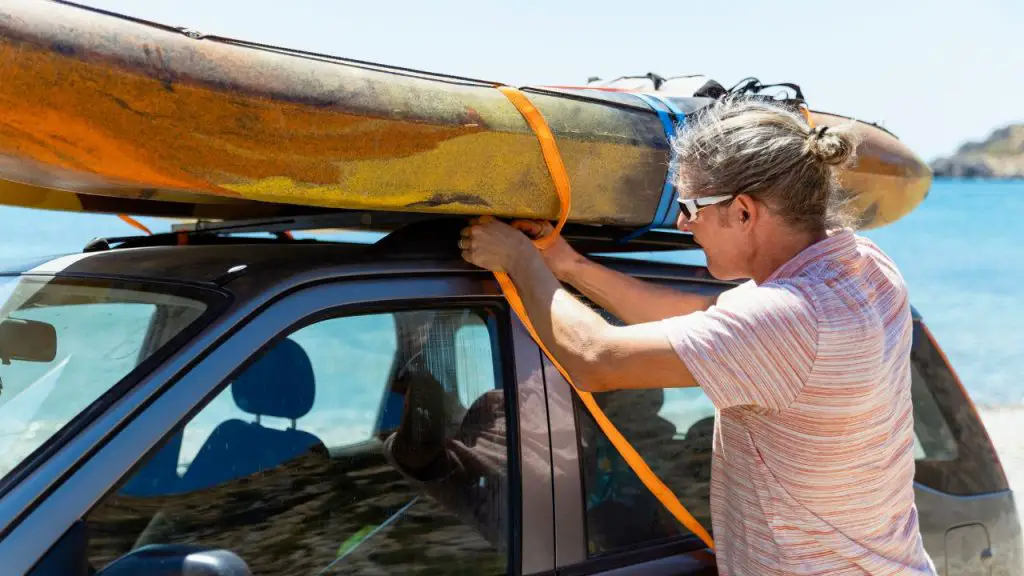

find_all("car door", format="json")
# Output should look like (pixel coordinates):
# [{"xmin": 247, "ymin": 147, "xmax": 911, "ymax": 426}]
[
  {"xmin": 541, "ymin": 274, "xmax": 724, "ymax": 576},
  {"xmin": 7, "ymin": 273, "xmax": 557, "ymax": 575}
]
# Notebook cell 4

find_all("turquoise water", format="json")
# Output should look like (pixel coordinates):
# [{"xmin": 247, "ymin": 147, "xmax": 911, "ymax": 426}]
[{"xmin": 0, "ymin": 179, "xmax": 1020, "ymax": 408}]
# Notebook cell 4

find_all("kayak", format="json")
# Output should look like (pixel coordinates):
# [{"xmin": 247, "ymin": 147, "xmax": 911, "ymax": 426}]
[{"xmin": 0, "ymin": 0, "xmax": 931, "ymax": 231}]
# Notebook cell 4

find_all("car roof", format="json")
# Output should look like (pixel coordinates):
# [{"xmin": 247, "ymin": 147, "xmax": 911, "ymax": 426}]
[
  {"xmin": 0, "ymin": 220, "xmax": 727, "ymax": 303},
  {"xmin": 0, "ymin": 222, "xmax": 926, "ymax": 322}
]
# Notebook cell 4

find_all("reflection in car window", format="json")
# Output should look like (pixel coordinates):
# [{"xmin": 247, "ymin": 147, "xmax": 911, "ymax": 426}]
[
  {"xmin": 0, "ymin": 276, "xmax": 209, "ymax": 481},
  {"xmin": 577, "ymin": 387, "xmax": 715, "ymax": 556},
  {"xmin": 85, "ymin": 307, "xmax": 509, "ymax": 576},
  {"xmin": 575, "ymin": 303, "xmax": 715, "ymax": 556},
  {"xmin": 177, "ymin": 313, "xmax": 400, "ymax": 469}
]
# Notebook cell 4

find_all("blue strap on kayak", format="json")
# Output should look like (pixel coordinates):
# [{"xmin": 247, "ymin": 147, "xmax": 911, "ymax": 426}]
[{"xmin": 619, "ymin": 93, "xmax": 687, "ymax": 243}]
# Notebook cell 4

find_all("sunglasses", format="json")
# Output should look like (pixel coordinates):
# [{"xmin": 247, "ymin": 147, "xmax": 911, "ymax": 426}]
[{"xmin": 676, "ymin": 194, "xmax": 735, "ymax": 222}]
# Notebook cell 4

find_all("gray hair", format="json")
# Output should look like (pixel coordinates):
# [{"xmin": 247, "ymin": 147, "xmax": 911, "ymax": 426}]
[{"xmin": 671, "ymin": 97, "xmax": 861, "ymax": 232}]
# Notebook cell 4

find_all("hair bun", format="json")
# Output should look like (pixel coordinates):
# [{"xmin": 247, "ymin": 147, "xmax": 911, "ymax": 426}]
[{"xmin": 806, "ymin": 125, "xmax": 856, "ymax": 167}]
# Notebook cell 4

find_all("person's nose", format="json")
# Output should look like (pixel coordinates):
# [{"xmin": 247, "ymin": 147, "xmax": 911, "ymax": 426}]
[{"xmin": 676, "ymin": 213, "xmax": 692, "ymax": 233}]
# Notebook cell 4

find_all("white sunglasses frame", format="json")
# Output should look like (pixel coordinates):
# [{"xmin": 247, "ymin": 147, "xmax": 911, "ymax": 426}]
[{"xmin": 676, "ymin": 193, "xmax": 735, "ymax": 222}]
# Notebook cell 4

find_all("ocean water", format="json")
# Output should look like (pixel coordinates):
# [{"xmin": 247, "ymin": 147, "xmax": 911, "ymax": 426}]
[{"xmin": 0, "ymin": 179, "xmax": 1020, "ymax": 490}]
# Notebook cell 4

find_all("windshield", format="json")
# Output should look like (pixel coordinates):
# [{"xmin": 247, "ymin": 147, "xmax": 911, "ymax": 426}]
[{"xmin": 0, "ymin": 274, "xmax": 217, "ymax": 481}]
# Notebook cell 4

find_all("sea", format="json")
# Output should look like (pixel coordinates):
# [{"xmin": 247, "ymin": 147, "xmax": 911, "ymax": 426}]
[{"xmin": 0, "ymin": 178, "xmax": 1020, "ymax": 495}]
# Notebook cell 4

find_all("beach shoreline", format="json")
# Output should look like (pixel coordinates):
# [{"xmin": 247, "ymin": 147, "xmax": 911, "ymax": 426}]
[{"xmin": 979, "ymin": 407, "xmax": 1023, "ymax": 526}]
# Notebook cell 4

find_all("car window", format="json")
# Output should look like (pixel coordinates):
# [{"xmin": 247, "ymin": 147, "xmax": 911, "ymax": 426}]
[
  {"xmin": 576, "ymin": 389, "xmax": 715, "ymax": 556},
  {"xmin": 84, "ymin": 307, "xmax": 510, "ymax": 576},
  {"xmin": 0, "ymin": 275, "xmax": 211, "ymax": 482},
  {"xmin": 910, "ymin": 320, "xmax": 1008, "ymax": 495},
  {"xmin": 910, "ymin": 361, "xmax": 957, "ymax": 461},
  {"xmin": 175, "ymin": 313, "xmax": 400, "ymax": 469},
  {"xmin": 575, "ymin": 303, "xmax": 714, "ymax": 556}
]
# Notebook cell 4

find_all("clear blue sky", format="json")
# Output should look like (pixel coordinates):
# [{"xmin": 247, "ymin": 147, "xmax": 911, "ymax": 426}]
[{"xmin": 79, "ymin": 0, "xmax": 1021, "ymax": 162}]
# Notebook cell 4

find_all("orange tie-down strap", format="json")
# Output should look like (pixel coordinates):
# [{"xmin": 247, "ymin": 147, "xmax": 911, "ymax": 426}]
[{"xmin": 494, "ymin": 85, "xmax": 715, "ymax": 551}]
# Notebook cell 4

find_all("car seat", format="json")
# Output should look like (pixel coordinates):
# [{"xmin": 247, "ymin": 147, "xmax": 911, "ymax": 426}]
[{"xmin": 176, "ymin": 337, "xmax": 327, "ymax": 492}]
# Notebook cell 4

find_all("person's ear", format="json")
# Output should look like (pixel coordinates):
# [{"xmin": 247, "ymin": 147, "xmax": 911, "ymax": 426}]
[{"xmin": 732, "ymin": 194, "xmax": 757, "ymax": 227}]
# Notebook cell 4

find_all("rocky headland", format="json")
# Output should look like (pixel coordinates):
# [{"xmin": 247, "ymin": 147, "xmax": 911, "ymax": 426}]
[{"xmin": 930, "ymin": 123, "xmax": 1024, "ymax": 179}]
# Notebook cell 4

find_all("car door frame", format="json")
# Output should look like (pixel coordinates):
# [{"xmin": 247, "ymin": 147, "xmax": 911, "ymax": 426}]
[{"xmin": 2, "ymin": 272, "xmax": 557, "ymax": 576}]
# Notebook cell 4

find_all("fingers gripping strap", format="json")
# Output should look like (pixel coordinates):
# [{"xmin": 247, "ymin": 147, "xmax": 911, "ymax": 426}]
[{"xmin": 495, "ymin": 86, "xmax": 715, "ymax": 550}]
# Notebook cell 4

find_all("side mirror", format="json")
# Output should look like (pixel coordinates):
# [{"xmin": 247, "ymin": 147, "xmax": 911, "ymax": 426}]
[
  {"xmin": 0, "ymin": 316, "xmax": 57, "ymax": 364},
  {"xmin": 97, "ymin": 544, "xmax": 252, "ymax": 576}
]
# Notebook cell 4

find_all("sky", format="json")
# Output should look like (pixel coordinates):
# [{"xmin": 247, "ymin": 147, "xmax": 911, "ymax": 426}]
[{"xmin": 72, "ymin": 0, "xmax": 1022, "ymax": 162}]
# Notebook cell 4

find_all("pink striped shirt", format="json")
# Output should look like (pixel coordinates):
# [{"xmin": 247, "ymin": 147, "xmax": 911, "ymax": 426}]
[{"xmin": 661, "ymin": 229, "xmax": 938, "ymax": 575}]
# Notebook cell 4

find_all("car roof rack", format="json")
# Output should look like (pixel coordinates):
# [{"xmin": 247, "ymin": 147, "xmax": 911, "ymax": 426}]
[
  {"xmin": 165, "ymin": 211, "xmax": 434, "ymax": 235},
  {"xmin": 83, "ymin": 211, "xmax": 700, "ymax": 255}
]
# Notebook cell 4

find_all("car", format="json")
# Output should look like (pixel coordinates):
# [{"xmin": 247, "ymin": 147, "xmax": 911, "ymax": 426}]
[{"xmin": 0, "ymin": 215, "xmax": 1019, "ymax": 576}]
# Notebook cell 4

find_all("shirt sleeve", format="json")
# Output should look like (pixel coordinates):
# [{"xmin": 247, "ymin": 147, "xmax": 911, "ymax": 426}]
[{"xmin": 659, "ymin": 281, "xmax": 819, "ymax": 411}]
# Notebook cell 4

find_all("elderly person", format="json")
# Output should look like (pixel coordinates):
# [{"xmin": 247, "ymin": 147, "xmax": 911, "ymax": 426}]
[{"xmin": 458, "ymin": 97, "xmax": 937, "ymax": 576}]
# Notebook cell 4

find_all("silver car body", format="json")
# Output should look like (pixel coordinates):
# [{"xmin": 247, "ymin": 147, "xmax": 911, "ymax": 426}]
[{"xmin": 0, "ymin": 238, "xmax": 1018, "ymax": 575}]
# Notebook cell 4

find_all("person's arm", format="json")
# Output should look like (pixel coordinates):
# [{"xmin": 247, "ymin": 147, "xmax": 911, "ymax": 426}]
[
  {"xmin": 461, "ymin": 218, "xmax": 817, "ymax": 407},
  {"xmin": 383, "ymin": 374, "xmax": 508, "ymax": 548},
  {"xmin": 514, "ymin": 220, "xmax": 715, "ymax": 325},
  {"xmin": 561, "ymin": 256, "xmax": 716, "ymax": 325},
  {"xmin": 504, "ymin": 247, "xmax": 700, "ymax": 393}
]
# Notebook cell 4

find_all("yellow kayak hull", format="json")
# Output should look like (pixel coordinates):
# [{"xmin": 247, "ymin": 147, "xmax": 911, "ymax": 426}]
[{"xmin": 0, "ymin": 0, "xmax": 930, "ymax": 231}]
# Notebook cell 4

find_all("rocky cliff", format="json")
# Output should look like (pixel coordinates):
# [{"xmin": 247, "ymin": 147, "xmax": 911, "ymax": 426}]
[{"xmin": 930, "ymin": 123, "xmax": 1024, "ymax": 179}]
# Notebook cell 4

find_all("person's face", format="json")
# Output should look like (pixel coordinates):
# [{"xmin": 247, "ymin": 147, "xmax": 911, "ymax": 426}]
[{"xmin": 675, "ymin": 191, "xmax": 759, "ymax": 281}]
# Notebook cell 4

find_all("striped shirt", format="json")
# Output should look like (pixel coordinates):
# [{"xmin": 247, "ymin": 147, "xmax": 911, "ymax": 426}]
[{"xmin": 660, "ymin": 229, "xmax": 938, "ymax": 575}]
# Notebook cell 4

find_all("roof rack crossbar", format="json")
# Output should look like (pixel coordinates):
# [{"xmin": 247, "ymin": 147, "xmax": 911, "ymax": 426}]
[
  {"xmin": 91, "ymin": 211, "xmax": 700, "ymax": 254},
  {"xmin": 169, "ymin": 211, "xmax": 436, "ymax": 235}
]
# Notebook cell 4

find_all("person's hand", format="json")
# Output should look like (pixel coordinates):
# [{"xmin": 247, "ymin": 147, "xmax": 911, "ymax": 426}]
[
  {"xmin": 459, "ymin": 217, "xmax": 537, "ymax": 274},
  {"xmin": 390, "ymin": 369, "xmax": 448, "ymax": 472},
  {"xmin": 511, "ymin": 220, "xmax": 584, "ymax": 281}
]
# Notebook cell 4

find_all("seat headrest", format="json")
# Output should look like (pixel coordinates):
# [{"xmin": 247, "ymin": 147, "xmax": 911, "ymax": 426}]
[
  {"xmin": 232, "ymin": 337, "xmax": 315, "ymax": 420},
  {"xmin": 596, "ymin": 389, "xmax": 665, "ymax": 418}
]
